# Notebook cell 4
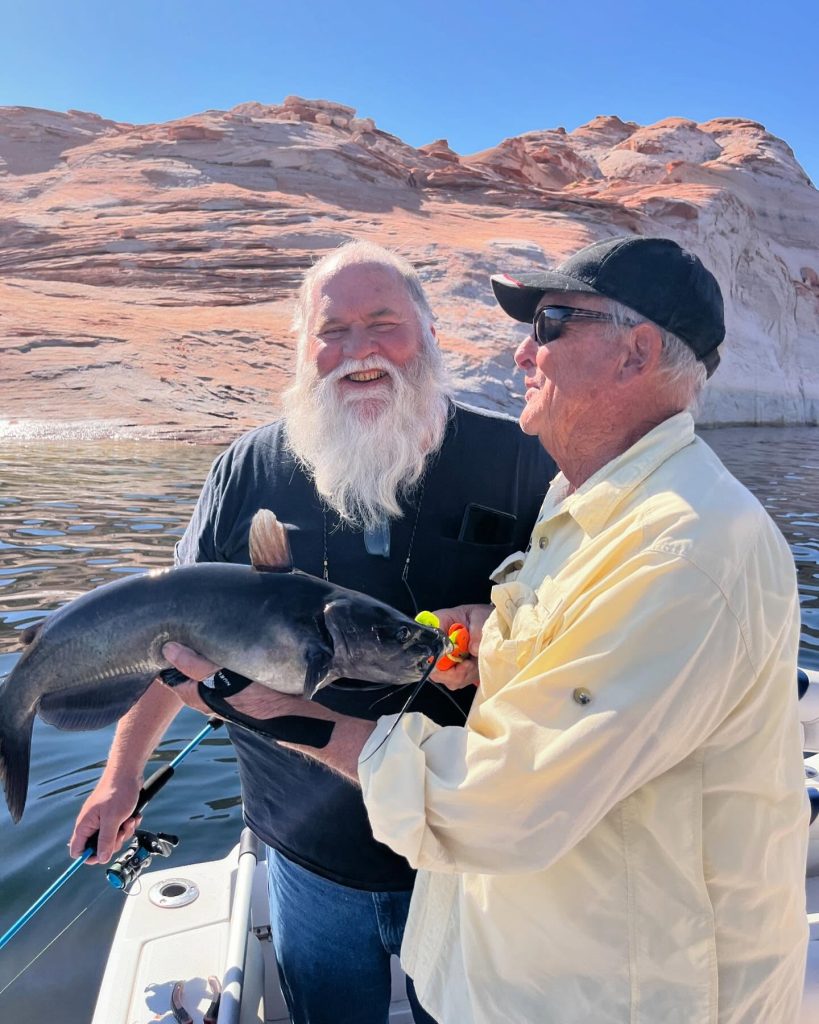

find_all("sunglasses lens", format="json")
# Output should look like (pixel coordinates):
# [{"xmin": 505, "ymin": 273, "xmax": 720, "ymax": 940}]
[{"xmin": 534, "ymin": 308, "xmax": 567, "ymax": 345}]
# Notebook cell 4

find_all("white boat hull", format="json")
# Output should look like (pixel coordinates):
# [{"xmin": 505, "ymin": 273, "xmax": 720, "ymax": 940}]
[{"xmin": 91, "ymin": 833, "xmax": 414, "ymax": 1024}]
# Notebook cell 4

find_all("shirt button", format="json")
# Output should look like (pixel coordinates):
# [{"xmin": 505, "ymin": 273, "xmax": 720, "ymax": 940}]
[
  {"xmin": 573, "ymin": 688, "xmax": 592, "ymax": 706},
  {"xmin": 538, "ymin": 536, "xmax": 549, "ymax": 550}
]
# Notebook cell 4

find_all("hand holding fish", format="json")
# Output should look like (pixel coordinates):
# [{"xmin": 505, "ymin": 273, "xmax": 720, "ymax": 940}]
[
  {"xmin": 161, "ymin": 643, "xmax": 375, "ymax": 782},
  {"xmin": 428, "ymin": 604, "xmax": 492, "ymax": 689},
  {"xmin": 162, "ymin": 642, "xmax": 316, "ymax": 723}
]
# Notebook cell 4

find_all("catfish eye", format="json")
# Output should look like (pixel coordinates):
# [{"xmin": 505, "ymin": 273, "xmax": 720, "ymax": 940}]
[{"xmin": 396, "ymin": 626, "xmax": 412, "ymax": 643}]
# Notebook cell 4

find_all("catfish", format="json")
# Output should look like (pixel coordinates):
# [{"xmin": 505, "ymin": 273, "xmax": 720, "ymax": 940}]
[{"xmin": 0, "ymin": 510, "xmax": 443, "ymax": 822}]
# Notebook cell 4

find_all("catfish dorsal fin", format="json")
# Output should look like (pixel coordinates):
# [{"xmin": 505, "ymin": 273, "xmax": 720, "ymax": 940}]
[{"xmin": 249, "ymin": 509, "xmax": 294, "ymax": 572}]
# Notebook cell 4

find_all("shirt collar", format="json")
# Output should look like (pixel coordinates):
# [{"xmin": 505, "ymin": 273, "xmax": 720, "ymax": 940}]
[{"xmin": 539, "ymin": 412, "xmax": 697, "ymax": 536}]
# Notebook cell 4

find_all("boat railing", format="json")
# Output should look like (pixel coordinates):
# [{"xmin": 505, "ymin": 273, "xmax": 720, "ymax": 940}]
[{"xmin": 217, "ymin": 828, "xmax": 262, "ymax": 1024}]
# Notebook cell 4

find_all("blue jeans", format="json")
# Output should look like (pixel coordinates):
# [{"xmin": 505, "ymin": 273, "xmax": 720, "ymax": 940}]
[{"xmin": 266, "ymin": 847, "xmax": 437, "ymax": 1024}]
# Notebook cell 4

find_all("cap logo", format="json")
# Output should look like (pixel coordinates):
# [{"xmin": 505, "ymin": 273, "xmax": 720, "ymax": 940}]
[{"xmin": 496, "ymin": 273, "xmax": 525, "ymax": 288}]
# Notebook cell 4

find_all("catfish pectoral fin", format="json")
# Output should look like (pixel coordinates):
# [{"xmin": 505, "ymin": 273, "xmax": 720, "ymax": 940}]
[
  {"xmin": 0, "ymin": 693, "xmax": 35, "ymax": 823},
  {"xmin": 304, "ymin": 644, "xmax": 334, "ymax": 699},
  {"xmin": 19, "ymin": 621, "xmax": 46, "ymax": 647},
  {"xmin": 38, "ymin": 673, "xmax": 156, "ymax": 731}
]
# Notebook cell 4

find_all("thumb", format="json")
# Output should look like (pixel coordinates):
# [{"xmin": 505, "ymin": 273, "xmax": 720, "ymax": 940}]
[{"xmin": 163, "ymin": 642, "xmax": 221, "ymax": 681}]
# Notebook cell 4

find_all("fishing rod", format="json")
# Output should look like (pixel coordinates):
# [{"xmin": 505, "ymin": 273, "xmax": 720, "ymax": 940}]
[{"xmin": 0, "ymin": 716, "xmax": 223, "ymax": 952}]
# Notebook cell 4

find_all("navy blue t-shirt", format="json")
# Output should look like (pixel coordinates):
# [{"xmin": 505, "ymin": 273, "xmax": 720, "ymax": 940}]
[{"xmin": 176, "ymin": 402, "xmax": 555, "ymax": 890}]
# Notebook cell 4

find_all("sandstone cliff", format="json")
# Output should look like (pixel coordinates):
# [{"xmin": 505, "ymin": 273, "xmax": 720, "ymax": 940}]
[{"xmin": 1, "ymin": 98, "xmax": 817, "ymax": 438}]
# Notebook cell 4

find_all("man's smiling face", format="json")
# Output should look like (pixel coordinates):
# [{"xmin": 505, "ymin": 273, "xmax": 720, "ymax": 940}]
[
  {"xmin": 306, "ymin": 262, "xmax": 425, "ymax": 413},
  {"xmin": 514, "ymin": 291, "xmax": 625, "ymax": 458}
]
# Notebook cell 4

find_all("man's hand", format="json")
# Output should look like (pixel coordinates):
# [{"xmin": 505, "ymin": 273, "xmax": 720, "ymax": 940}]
[
  {"xmin": 429, "ymin": 604, "xmax": 492, "ymax": 690},
  {"xmin": 67, "ymin": 680, "xmax": 184, "ymax": 864},
  {"xmin": 161, "ymin": 642, "xmax": 374, "ymax": 783},
  {"xmin": 69, "ymin": 774, "xmax": 143, "ymax": 863},
  {"xmin": 161, "ymin": 642, "xmax": 220, "ymax": 714},
  {"xmin": 161, "ymin": 643, "xmax": 332, "ymax": 723}
]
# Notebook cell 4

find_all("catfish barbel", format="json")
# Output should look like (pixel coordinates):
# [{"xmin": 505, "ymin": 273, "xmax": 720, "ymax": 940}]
[{"xmin": 0, "ymin": 510, "xmax": 444, "ymax": 822}]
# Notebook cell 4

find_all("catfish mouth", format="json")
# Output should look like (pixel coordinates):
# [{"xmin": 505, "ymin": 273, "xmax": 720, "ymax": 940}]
[
  {"xmin": 414, "ymin": 631, "xmax": 445, "ymax": 671},
  {"xmin": 415, "ymin": 624, "xmax": 446, "ymax": 659},
  {"xmin": 395, "ymin": 629, "xmax": 445, "ymax": 679}
]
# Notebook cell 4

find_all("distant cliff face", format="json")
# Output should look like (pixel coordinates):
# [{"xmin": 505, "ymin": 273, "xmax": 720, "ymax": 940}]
[{"xmin": 1, "ymin": 98, "xmax": 817, "ymax": 439}]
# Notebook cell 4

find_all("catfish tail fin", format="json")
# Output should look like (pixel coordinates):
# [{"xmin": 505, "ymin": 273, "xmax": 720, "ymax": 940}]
[{"xmin": 0, "ymin": 680, "xmax": 35, "ymax": 823}]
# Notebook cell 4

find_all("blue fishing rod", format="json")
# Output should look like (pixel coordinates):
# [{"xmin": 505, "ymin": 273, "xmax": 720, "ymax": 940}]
[{"xmin": 0, "ymin": 716, "xmax": 222, "ymax": 952}]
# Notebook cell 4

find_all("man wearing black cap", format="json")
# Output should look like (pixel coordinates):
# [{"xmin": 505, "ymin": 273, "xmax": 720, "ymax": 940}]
[{"xmin": 168, "ymin": 236, "xmax": 809, "ymax": 1024}]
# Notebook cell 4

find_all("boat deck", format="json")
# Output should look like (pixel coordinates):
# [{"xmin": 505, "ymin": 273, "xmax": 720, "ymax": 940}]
[{"xmin": 91, "ymin": 841, "xmax": 414, "ymax": 1023}]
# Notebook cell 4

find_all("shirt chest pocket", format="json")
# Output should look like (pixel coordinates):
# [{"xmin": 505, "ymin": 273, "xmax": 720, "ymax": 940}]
[{"xmin": 488, "ymin": 577, "xmax": 565, "ymax": 672}]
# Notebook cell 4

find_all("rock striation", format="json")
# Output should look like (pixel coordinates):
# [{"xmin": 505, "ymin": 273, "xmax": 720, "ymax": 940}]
[{"xmin": 1, "ymin": 99, "xmax": 817, "ymax": 439}]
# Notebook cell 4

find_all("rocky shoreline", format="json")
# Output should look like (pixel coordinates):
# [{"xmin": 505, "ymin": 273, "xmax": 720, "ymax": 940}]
[{"xmin": 2, "ymin": 97, "xmax": 818, "ymax": 432}]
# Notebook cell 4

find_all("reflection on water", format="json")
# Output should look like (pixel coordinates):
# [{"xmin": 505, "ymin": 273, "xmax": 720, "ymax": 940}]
[{"xmin": 0, "ymin": 429, "xmax": 817, "ymax": 1023}]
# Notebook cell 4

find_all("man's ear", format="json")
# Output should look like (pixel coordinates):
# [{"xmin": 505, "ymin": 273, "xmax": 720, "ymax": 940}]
[
  {"xmin": 620, "ymin": 322, "xmax": 662, "ymax": 381},
  {"xmin": 430, "ymin": 323, "xmax": 438, "ymax": 343}
]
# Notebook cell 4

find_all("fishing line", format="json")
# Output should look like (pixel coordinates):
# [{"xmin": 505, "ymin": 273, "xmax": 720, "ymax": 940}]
[
  {"xmin": 360, "ymin": 660, "xmax": 439, "ymax": 764},
  {"xmin": 0, "ymin": 889, "xmax": 108, "ymax": 997},
  {"xmin": 0, "ymin": 717, "xmax": 222, "ymax": 953},
  {"xmin": 367, "ymin": 679, "xmax": 468, "ymax": 721}
]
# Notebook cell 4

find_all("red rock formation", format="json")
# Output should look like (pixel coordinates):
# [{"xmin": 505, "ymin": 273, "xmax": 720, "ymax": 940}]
[{"xmin": 1, "ymin": 97, "xmax": 817, "ymax": 438}]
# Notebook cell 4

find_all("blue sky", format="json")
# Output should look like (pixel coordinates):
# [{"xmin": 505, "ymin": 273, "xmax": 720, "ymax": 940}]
[{"xmin": 1, "ymin": 0, "xmax": 817, "ymax": 185}]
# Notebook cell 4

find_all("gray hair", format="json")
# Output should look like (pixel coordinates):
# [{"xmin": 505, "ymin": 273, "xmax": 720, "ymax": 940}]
[
  {"xmin": 606, "ymin": 300, "xmax": 707, "ymax": 412},
  {"xmin": 291, "ymin": 241, "xmax": 437, "ymax": 363}
]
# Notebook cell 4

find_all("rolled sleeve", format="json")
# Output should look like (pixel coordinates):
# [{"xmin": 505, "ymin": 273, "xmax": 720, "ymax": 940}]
[{"xmin": 359, "ymin": 713, "xmax": 460, "ymax": 870}]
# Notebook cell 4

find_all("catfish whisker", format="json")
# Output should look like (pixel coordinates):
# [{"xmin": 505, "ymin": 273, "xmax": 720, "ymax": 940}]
[
  {"xmin": 360, "ymin": 663, "xmax": 437, "ymax": 763},
  {"xmin": 367, "ymin": 680, "xmax": 416, "ymax": 712},
  {"xmin": 428, "ymin": 682, "xmax": 469, "ymax": 721}
]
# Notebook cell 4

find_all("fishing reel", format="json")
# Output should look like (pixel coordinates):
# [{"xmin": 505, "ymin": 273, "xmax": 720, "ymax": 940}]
[{"xmin": 106, "ymin": 829, "xmax": 179, "ymax": 892}]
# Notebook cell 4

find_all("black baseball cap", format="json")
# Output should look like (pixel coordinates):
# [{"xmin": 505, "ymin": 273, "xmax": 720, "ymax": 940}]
[{"xmin": 491, "ymin": 235, "xmax": 724, "ymax": 377}]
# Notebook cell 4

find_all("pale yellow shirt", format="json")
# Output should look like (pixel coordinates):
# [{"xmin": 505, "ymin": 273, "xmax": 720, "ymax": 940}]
[{"xmin": 360, "ymin": 412, "xmax": 808, "ymax": 1024}]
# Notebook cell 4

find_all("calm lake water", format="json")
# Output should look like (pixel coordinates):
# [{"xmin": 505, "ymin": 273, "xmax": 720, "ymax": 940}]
[{"xmin": 0, "ymin": 428, "xmax": 818, "ymax": 1023}]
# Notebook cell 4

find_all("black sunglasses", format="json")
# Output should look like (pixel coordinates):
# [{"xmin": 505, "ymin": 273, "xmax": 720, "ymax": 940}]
[{"xmin": 533, "ymin": 305, "xmax": 635, "ymax": 346}]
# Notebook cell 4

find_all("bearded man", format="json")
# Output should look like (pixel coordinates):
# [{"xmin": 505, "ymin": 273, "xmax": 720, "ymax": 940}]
[{"xmin": 70, "ymin": 241, "xmax": 554, "ymax": 1024}]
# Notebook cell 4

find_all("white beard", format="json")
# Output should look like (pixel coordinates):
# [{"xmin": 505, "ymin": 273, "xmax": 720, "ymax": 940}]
[{"xmin": 282, "ymin": 352, "xmax": 451, "ymax": 531}]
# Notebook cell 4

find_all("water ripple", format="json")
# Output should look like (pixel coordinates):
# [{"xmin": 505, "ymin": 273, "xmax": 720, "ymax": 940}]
[{"xmin": 701, "ymin": 426, "xmax": 819, "ymax": 668}]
